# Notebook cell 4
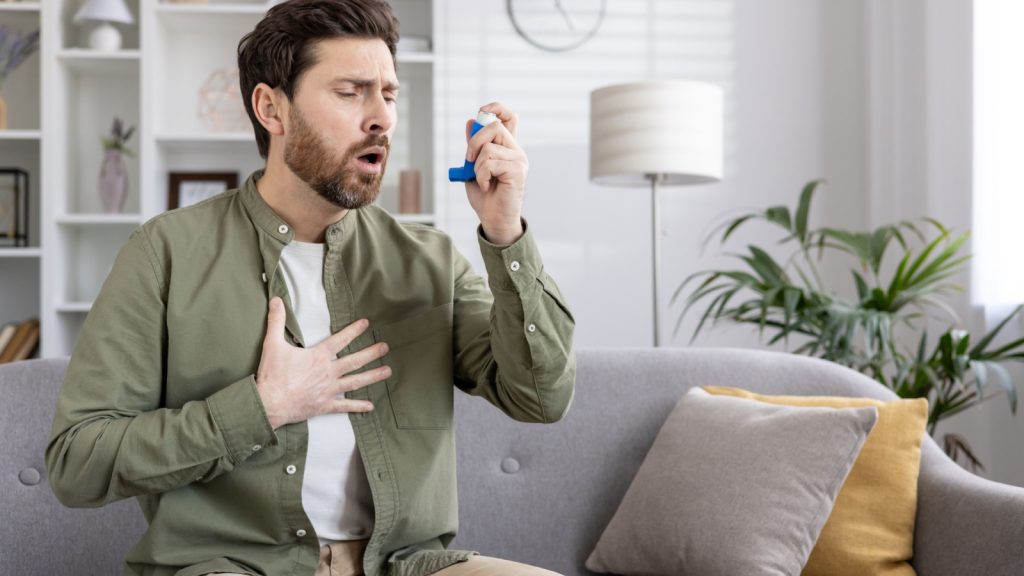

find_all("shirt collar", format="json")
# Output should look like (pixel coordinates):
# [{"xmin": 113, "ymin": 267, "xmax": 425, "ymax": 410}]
[{"xmin": 239, "ymin": 168, "xmax": 357, "ymax": 248}]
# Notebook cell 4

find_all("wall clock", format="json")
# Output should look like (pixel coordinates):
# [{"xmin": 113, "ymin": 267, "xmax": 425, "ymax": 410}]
[{"xmin": 507, "ymin": 0, "xmax": 607, "ymax": 53}]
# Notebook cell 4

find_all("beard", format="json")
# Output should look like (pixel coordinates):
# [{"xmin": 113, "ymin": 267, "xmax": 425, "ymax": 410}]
[{"xmin": 283, "ymin": 106, "xmax": 390, "ymax": 210}]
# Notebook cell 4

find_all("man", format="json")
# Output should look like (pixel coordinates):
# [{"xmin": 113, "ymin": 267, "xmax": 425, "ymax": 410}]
[{"xmin": 45, "ymin": 1, "xmax": 575, "ymax": 575}]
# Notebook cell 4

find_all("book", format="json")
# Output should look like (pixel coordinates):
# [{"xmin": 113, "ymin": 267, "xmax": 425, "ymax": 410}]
[
  {"xmin": 0, "ymin": 323, "xmax": 16, "ymax": 358},
  {"xmin": 0, "ymin": 318, "xmax": 39, "ymax": 363},
  {"xmin": 10, "ymin": 319, "xmax": 39, "ymax": 362}
]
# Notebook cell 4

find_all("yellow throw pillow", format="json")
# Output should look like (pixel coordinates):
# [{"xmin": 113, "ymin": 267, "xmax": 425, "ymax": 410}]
[{"xmin": 703, "ymin": 386, "xmax": 928, "ymax": 576}]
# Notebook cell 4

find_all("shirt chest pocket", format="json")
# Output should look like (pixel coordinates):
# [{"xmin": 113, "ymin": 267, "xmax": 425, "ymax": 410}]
[{"xmin": 372, "ymin": 302, "xmax": 455, "ymax": 430}]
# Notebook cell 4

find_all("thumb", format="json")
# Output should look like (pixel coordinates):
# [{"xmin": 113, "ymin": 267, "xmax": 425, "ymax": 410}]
[{"xmin": 265, "ymin": 297, "xmax": 287, "ymax": 343}]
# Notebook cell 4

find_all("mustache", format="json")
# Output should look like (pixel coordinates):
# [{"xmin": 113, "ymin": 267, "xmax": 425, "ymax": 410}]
[{"xmin": 349, "ymin": 134, "xmax": 391, "ymax": 156}]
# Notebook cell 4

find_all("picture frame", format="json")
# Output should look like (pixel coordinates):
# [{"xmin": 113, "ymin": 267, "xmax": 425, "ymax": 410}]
[
  {"xmin": 0, "ymin": 168, "xmax": 29, "ymax": 248},
  {"xmin": 168, "ymin": 172, "xmax": 238, "ymax": 211}
]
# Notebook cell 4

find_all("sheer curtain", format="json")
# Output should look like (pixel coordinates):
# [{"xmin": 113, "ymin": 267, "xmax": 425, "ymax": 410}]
[{"xmin": 973, "ymin": 0, "xmax": 1024, "ymax": 309}]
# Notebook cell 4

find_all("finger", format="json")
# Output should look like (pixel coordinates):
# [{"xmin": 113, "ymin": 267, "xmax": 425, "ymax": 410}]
[
  {"xmin": 335, "ymin": 365, "xmax": 392, "ymax": 394},
  {"xmin": 467, "ymin": 122, "xmax": 517, "ymax": 162},
  {"xmin": 328, "ymin": 398, "xmax": 375, "ymax": 415},
  {"xmin": 320, "ymin": 318, "xmax": 371, "ymax": 358},
  {"xmin": 465, "ymin": 118, "xmax": 475, "ymax": 142},
  {"xmin": 475, "ymin": 142, "xmax": 519, "ymax": 165},
  {"xmin": 476, "ymin": 159, "xmax": 523, "ymax": 192},
  {"xmin": 480, "ymin": 102, "xmax": 518, "ymax": 139},
  {"xmin": 333, "ymin": 342, "xmax": 390, "ymax": 378},
  {"xmin": 265, "ymin": 297, "xmax": 287, "ymax": 343}
]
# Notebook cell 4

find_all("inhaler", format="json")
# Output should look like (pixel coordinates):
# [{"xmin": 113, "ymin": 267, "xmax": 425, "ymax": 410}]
[{"xmin": 448, "ymin": 110, "xmax": 500, "ymax": 182}]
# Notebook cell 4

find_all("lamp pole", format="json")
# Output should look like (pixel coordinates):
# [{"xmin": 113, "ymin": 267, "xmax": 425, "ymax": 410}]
[{"xmin": 649, "ymin": 173, "xmax": 665, "ymax": 347}]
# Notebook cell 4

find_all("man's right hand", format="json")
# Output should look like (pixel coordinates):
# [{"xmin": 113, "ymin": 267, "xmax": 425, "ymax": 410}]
[{"xmin": 255, "ymin": 296, "xmax": 390, "ymax": 430}]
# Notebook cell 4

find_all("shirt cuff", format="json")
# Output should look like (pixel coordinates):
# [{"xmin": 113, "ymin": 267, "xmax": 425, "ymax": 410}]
[
  {"xmin": 206, "ymin": 374, "xmax": 278, "ymax": 465},
  {"xmin": 477, "ymin": 218, "xmax": 542, "ymax": 293}
]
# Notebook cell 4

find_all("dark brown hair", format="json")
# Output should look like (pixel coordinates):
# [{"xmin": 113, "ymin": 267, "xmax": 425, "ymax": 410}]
[{"xmin": 237, "ymin": 0, "xmax": 399, "ymax": 159}]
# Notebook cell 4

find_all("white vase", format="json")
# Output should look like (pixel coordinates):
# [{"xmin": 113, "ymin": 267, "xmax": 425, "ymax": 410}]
[{"xmin": 99, "ymin": 149, "xmax": 128, "ymax": 213}]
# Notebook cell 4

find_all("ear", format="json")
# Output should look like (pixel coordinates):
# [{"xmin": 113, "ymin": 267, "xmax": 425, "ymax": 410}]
[{"xmin": 251, "ymin": 82, "xmax": 287, "ymax": 137}]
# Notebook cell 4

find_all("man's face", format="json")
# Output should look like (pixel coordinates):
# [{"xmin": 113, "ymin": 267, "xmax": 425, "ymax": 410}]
[{"xmin": 283, "ymin": 37, "xmax": 398, "ymax": 209}]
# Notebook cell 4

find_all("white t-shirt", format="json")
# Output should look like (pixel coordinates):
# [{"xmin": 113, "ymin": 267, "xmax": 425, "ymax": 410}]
[{"xmin": 278, "ymin": 239, "xmax": 375, "ymax": 545}]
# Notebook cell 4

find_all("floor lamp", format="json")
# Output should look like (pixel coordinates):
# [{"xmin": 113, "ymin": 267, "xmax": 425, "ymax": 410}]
[{"xmin": 589, "ymin": 80, "xmax": 724, "ymax": 347}]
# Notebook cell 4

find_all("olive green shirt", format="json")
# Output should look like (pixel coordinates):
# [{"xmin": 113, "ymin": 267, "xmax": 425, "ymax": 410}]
[{"xmin": 46, "ymin": 169, "xmax": 576, "ymax": 576}]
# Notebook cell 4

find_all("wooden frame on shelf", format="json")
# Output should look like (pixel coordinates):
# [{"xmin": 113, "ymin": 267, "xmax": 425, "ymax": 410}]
[
  {"xmin": 167, "ymin": 171, "xmax": 237, "ymax": 210},
  {"xmin": 0, "ymin": 168, "xmax": 29, "ymax": 248}
]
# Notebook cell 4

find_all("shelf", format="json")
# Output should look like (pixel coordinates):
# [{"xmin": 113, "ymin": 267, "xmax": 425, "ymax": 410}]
[
  {"xmin": 0, "ymin": 130, "xmax": 41, "ymax": 140},
  {"xmin": 0, "ymin": 2, "xmax": 40, "ymax": 12},
  {"xmin": 57, "ymin": 49, "xmax": 141, "ymax": 74},
  {"xmin": 393, "ymin": 213, "xmax": 436, "ymax": 224},
  {"xmin": 157, "ymin": 132, "xmax": 253, "ymax": 143},
  {"xmin": 56, "ymin": 214, "xmax": 142, "ymax": 226},
  {"xmin": 397, "ymin": 52, "xmax": 436, "ymax": 64},
  {"xmin": 156, "ymin": 3, "xmax": 265, "ymax": 33},
  {"xmin": 56, "ymin": 302, "xmax": 92, "ymax": 313},
  {"xmin": 0, "ymin": 248, "xmax": 41, "ymax": 258}
]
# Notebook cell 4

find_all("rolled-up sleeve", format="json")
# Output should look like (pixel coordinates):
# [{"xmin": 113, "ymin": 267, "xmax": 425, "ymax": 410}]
[{"xmin": 451, "ymin": 219, "xmax": 576, "ymax": 423}]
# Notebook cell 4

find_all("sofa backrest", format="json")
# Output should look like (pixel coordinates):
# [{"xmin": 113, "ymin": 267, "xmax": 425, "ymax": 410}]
[
  {"xmin": 0, "ymin": 357, "xmax": 147, "ymax": 574},
  {"xmin": 1, "ymin": 348, "xmax": 896, "ymax": 575},
  {"xmin": 449, "ymin": 347, "xmax": 897, "ymax": 575}
]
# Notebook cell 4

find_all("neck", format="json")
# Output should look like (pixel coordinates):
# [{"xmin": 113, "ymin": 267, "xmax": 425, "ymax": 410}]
[{"xmin": 256, "ymin": 155, "xmax": 348, "ymax": 243}]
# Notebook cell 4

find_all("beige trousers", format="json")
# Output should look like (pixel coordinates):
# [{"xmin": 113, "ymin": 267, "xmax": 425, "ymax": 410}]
[{"xmin": 209, "ymin": 538, "xmax": 561, "ymax": 576}]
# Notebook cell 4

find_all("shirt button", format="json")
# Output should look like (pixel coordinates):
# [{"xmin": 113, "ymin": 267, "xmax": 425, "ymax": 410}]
[
  {"xmin": 285, "ymin": 465, "xmax": 297, "ymax": 475},
  {"xmin": 527, "ymin": 323, "xmax": 537, "ymax": 333},
  {"xmin": 251, "ymin": 444, "xmax": 262, "ymax": 452},
  {"xmin": 278, "ymin": 224, "xmax": 289, "ymax": 234},
  {"xmin": 510, "ymin": 260, "xmax": 521, "ymax": 272},
  {"xmin": 296, "ymin": 529, "xmax": 307, "ymax": 537}
]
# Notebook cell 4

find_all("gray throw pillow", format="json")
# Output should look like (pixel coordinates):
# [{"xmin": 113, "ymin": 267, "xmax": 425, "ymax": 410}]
[{"xmin": 585, "ymin": 387, "xmax": 878, "ymax": 576}]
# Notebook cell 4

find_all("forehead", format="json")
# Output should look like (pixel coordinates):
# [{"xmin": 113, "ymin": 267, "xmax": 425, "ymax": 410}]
[{"xmin": 307, "ymin": 37, "xmax": 397, "ymax": 85}]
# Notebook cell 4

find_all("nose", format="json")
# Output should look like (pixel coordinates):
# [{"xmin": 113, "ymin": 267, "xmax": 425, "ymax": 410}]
[{"xmin": 362, "ymin": 92, "xmax": 394, "ymax": 136}]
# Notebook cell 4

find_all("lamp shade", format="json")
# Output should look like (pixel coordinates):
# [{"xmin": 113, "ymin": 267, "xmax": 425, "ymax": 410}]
[
  {"xmin": 590, "ymin": 80, "xmax": 723, "ymax": 187},
  {"xmin": 73, "ymin": 0, "xmax": 134, "ymax": 25}
]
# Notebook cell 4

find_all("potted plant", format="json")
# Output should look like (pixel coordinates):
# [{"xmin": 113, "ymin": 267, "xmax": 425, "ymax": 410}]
[
  {"xmin": 0, "ymin": 25, "xmax": 40, "ymax": 130},
  {"xmin": 673, "ymin": 180, "xmax": 1024, "ymax": 471},
  {"xmin": 99, "ymin": 117, "xmax": 135, "ymax": 213}
]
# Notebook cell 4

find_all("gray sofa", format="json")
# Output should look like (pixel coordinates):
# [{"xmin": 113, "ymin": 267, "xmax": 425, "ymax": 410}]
[{"xmin": 3, "ymin": 348, "xmax": 1023, "ymax": 575}]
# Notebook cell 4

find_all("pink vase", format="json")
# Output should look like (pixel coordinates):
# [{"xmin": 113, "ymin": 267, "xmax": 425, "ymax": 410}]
[{"xmin": 99, "ymin": 149, "xmax": 128, "ymax": 213}]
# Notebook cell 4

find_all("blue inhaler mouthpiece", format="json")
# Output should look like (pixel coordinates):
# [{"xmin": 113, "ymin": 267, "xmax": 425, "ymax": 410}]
[{"xmin": 449, "ymin": 111, "xmax": 500, "ymax": 182}]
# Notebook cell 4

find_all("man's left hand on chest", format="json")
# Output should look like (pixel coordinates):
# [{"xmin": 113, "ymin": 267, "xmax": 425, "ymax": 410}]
[{"xmin": 463, "ymin": 102, "xmax": 528, "ymax": 246}]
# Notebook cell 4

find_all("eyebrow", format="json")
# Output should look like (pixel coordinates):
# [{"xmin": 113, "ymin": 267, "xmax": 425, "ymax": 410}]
[{"xmin": 331, "ymin": 77, "xmax": 400, "ymax": 92}]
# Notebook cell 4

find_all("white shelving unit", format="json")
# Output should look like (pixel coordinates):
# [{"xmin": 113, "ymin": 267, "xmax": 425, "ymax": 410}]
[
  {"xmin": 0, "ymin": 0, "xmax": 43, "ymax": 360},
  {"xmin": 0, "ymin": 0, "xmax": 446, "ymax": 359}
]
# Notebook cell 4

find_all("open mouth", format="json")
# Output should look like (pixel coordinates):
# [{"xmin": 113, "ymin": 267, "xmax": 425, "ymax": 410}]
[{"xmin": 352, "ymin": 146, "xmax": 385, "ymax": 174}]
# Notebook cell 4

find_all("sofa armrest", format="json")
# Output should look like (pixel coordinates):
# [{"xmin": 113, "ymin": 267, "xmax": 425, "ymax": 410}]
[{"xmin": 913, "ymin": 435, "xmax": 1024, "ymax": 576}]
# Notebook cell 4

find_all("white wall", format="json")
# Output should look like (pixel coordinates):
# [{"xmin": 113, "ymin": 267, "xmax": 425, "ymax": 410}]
[
  {"xmin": 437, "ymin": 0, "xmax": 1024, "ymax": 487},
  {"xmin": 439, "ymin": 0, "xmax": 868, "ymax": 349}
]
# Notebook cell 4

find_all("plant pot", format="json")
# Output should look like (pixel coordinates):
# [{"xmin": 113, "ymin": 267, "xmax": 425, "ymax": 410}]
[{"xmin": 99, "ymin": 149, "xmax": 128, "ymax": 213}]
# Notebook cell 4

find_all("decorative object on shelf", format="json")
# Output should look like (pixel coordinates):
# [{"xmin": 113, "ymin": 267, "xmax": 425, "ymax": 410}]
[
  {"xmin": 73, "ymin": 0, "xmax": 135, "ymax": 52},
  {"xmin": 99, "ymin": 117, "xmax": 135, "ymax": 214},
  {"xmin": 198, "ymin": 68, "xmax": 249, "ymax": 132},
  {"xmin": 673, "ymin": 181, "xmax": 1024, "ymax": 471},
  {"xmin": 0, "ymin": 25, "xmax": 40, "ymax": 130},
  {"xmin": 0, "ymin": 168, "xmax": 28, "ymax": 247},
  {"xmin": 589, "ymin": 80, "xmax": 724, "ymax": 347},
  {"xmin": 398, "ymin": 169, "xmax": 422, "ymax": 214},
  {"xmin": 507, "ymin": 0, "xmax": 606, "ymax": 52},
  {"xmin": 0, "ymin": 316, "xmax": 39, "ymax": 363},
  {"xmin": 168, "ymin": 172, "xmax": 237, "ymax": 210}
]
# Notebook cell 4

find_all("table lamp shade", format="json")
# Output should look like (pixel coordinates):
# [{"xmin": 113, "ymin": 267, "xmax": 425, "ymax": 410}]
[
  {"xmin": 590, "ymin": 80, "xmax": 723, "ymax": 186},
  {"xmin": 73, "ymin": 0, "xmax": 135, "ymax": 24}
]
